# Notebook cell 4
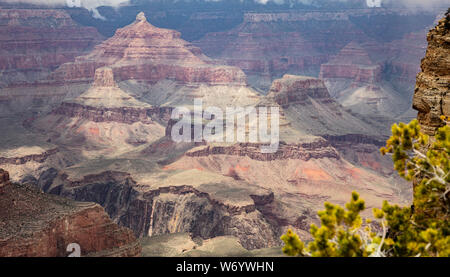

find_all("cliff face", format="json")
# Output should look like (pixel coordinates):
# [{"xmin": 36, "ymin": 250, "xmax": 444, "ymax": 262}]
[
  {"xmin": 268, "ymin": 75, "xmax": 331, "ymax": 108},
  {"xmin": 50, "ymin": 12, "xmax": 246, "ymax": 87},
  {"xmin": 193, "ymin": 9, "xmax": 433, "ymax": 123},
  {"xmin": 0, "ymin": 169, "xmax": 141, "ymax": 257},
  {"xmin": 265, "ymin": 75, "xmax": 381, "ymax": 138},
  {"xmin": 413, "ymin": 13, "xmax": 450, "ymax": 135},
  {"xmin": 320, "ymin": 41, "xmax": 412, "ymax": 120},
  {"xmin": 0, "ymin": 9, "xmax": 103, "ymax": 87},
  {"xmin": 37, "ymin": 170, "xmax": 284, "ymax": 250},
  {"xmin": 185, "ymin": 141, "xmax": 340, "ymax": 162}
]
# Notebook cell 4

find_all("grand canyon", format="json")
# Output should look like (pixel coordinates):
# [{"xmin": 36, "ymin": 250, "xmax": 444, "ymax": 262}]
[{"xmin": 0, "ymin": 0, "xmax": 448, "ymax": 258}]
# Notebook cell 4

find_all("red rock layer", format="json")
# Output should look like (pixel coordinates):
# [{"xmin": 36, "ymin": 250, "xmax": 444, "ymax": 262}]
[
  {"xmin": 0, "ymin": 8, "xmax": 103, "ymax": 87},
  {"xmin": 0, "ymin": 169, "xmax": 141, "ymax": 257},
  {"xmin": 50, "ymin": 12, "xmax": 247, "ymax": 86}
]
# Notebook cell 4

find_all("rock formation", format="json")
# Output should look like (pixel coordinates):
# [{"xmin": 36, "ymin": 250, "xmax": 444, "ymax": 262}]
[
  {"xmin": 0, "ymin": 8, "xmax": 103, "ymax": 88},
  {"xmin": 266, "ymin": 75, "xmax": 380, "ymax": 137},
  {"xmin": 383, "ymin": 31, "xmax": 428, "ymax": 90},
  {"xmin": 268, "ymin": 75, "xmax": 331, "ymax": 108},
  {"xmin": 413, "ymin": 13, "xmax": 450, "ymax": 135},
  {"xmin": 320, "ymin": 42, "xmax": 410, "ymax": 121},
  {"xmin": 0, "ymin": 169, "xmax": 141, "ymax": 257},
  {"xmin": 51, "ymin": 12, "xmax": 246, "ymax": 87},
  {"xmin": 0, "ymin": 169, "xmax": 11, "ymax": 194},
  {"xmin": 33, "ymin": 66, "xmax": 166, "ymax": 155},
  {"xmin": 193, "ymin": 9, "xmax": 435, "ymax": 125},
  {"xmin": 56, "ymin": 67, "xmax": 153, "ymax": 120},
  {"xmin": 319, "ymin": 42, "xmax": 382, "ymax": 85}
]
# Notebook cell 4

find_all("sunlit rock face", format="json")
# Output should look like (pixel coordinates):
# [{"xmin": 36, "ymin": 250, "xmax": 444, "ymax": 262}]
[{"xmin": 413, "ymin": 13, "xmax": 450, "ymax": 135}]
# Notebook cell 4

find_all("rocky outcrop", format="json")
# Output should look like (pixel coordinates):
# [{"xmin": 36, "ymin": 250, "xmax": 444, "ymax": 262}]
[
  {"xmin": 0, "ymin": 169, "xmax": 11, "ymax": 194},
  {"xmin": 268, "ymin": 75, "xmax": 331, "ymax": 108},
  {"xmin": 0, "ymin": 169, "xmax": 141, "ymax": 257},
  {"xmin": 0, "ymin": 9, "xmax": 103, "ymax": 87},
  {"xmin": 264, "ymin": 75, "xmax": 380, "ymax": 137},
  {"xmin": 52, "ymin": 67, "xmax": 157, "ymax": 124},
  {"xmin": 413, "ymin": 13, "xmax": 450, "ymax": 135},
  {"xmin": 186, "ymin": 141, "xmax": 340, "ymax": 162},
  {"xmin": 53, "ymin": 102, "xmax": 155, "ymax": 125},
  {"xmin": 50, "ymin": 12, "xmax": 247, "ymax": 87},
  {"xmin": 0, "ymin": 148, "xmax": 59, "ymax": 165}
]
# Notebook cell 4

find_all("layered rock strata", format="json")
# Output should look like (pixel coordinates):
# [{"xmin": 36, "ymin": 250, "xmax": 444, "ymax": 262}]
[
  {"xmin": 50, "ymin": 12, "xmax": 246, "ymax": 87},
  {"xmin": 0, "ymin": 169, "xmax": 141, "ymax": 257},
  {"xmin": 413, "ymin": 13, "xmax": 450, "ymax": 135},
  {"xmin": 0, "ymin": 8, "xmax": 103, "ymax": 87}
]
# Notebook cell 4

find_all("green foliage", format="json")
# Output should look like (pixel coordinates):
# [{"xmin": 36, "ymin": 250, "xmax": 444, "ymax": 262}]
[
  {"xmin": 282, "ymin": 192, "xmax": 383, "ymax": 257},
  {"xmin": 282, "ymin": 120, "xmax": 450, "ymax": 257}
]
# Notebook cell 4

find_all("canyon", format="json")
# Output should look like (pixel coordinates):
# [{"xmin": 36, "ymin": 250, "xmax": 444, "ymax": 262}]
[{"xmin": 1, "ymin": 5, "xmax": 444, "ymax": 256}]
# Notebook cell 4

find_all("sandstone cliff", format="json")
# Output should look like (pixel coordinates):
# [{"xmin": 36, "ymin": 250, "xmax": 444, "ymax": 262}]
[
  {"xmin": 413, "ymin": 12, "xmax": 450, "ymax": 135},
  {"xmin": 0, "ymin": 169, "xmax": 141, "ymax": 257}
]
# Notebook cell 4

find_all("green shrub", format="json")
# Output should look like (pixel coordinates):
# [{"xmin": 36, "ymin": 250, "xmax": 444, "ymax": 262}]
[{"xmin": 282, "ymin": 120, "xmax": 450, "ymax": 257}]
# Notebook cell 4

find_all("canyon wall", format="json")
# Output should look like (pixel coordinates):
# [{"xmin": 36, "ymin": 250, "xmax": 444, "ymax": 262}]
[
  {"xmin": 0, "ymin": 9, "xmax": 103, "ymax": 87},
  {"xmin": 413, "ymin": 13, "xmax": 450, "ymax": 135},
  {"xmin": 0, "ymin": 169, "xmax": 141, "ymax": 257}
]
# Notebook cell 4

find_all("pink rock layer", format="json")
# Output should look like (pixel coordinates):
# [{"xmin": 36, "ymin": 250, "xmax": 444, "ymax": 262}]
[{"xmin": 50, "ymin": 12, "xmax": 247, "ymax": 86}]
